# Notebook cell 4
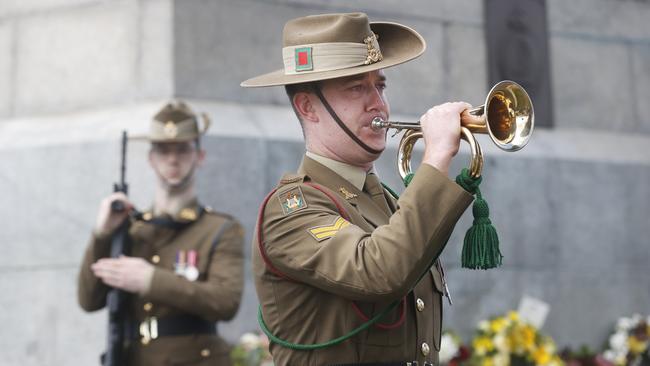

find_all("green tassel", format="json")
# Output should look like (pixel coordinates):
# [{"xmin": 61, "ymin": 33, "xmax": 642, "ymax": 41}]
[{"xmin": 455, "ymin": 169, "xmax": 503, "ymax": 270}]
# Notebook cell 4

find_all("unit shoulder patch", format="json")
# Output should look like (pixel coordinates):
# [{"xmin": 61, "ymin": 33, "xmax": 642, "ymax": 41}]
[
  {"xmin": 278, "ymin": 186, "xmax": 308, "ymax": 215},
  {"xmin": 308, "ymin": 216, "xmax": 350, "ymax": 242}
]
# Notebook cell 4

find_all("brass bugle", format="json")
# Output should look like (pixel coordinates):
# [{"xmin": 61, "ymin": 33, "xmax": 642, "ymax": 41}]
[{"xmin": 372, "ymin": 80, "xmax": 534, "ymax": 179}]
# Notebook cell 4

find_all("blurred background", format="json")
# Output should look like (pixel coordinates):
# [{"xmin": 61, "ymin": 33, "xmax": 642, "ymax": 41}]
[{"xmin": 0, "ymin": 0, "xmax": 648, "ymax": 365}]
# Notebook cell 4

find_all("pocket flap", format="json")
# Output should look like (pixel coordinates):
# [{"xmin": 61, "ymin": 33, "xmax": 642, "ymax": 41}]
[{"xmin": 430, "ymin": 263, "xmax": 445, "ymax": 294}]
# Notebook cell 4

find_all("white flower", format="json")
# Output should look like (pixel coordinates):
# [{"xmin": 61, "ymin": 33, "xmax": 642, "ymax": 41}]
[
  {"xmin": 543, "ymin": 340, "xmax": 557, "ymax": 355},
  {"xmin": 478, "ymin": 320, "xmax": 490, "ymax": 332},
  {"xmin": 492, "ymin": 352, "xmax": 508, "ymax": 366},
  {"xmin": 239, "ymin": 332, "xmax": 261, "ymax": 351},
  {"xmin": 439, "ymin": 334, "xmax": 460, "ymax": 364},
  {"xmin": 609, "ymin": 331, "xmax": 629, "ymax": 353},
  {"xmin": 603, "ymin": 350, "xmax": 616, "ymax": 362},
  {"xmin": 617, "ymin": 317, "xmax": 634, "ymax": 331},
  {"xmin": 493, "ymin": 334, "xmax": 508, "ymax": 352}
]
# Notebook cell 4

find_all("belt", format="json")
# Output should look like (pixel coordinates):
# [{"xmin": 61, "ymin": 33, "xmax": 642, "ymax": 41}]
[
  {"xmin": 329, "ymin": 362, "xmax": 434, "ymax": 366},
  {"xmin": 135, "ymin": 315, "xmax": 216, "ymax": 344}
]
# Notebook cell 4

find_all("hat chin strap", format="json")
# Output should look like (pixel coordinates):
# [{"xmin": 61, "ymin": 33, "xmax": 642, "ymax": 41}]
[{"xmin": 312, "ymin": 85, "xmax": 384, "ymax": 156}]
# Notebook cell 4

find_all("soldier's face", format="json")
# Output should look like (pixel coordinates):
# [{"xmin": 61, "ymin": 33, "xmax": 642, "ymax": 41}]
[
  {"xmin": 149, "ymin": 141, "xmax": 205, "ymax": 189},
  {"xmin": 314, "ymin": 70, "xmax": 390, "ymax": 162}
]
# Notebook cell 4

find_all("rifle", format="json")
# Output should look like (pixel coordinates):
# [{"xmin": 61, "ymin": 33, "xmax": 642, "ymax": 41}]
[{"xmin": 102, "ymin": 131, "xmax": 133, "ymax": 366}]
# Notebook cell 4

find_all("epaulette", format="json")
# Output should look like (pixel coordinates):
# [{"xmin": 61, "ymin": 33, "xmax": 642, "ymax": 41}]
[
  {"xmin": 279, "ymin": 173, "xmax": 306, "ymax": 185},
  {"xmin": 202, "ymin": 206, "xmax": 235, "ymax": 221}
]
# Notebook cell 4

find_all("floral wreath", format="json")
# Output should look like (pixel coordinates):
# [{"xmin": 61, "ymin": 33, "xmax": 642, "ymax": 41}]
[
  {"xmin": 467, "ymin": 311, "xmax": 563, "ymax": 366},
  {"xmin": 602, "ymin": 314, "xmax": 650, "ymax": 366}
]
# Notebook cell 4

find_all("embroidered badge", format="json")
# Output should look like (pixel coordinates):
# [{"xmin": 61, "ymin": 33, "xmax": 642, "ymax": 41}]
[
  {"xmin": 163, "ymin": 120, "xmax": 178, "ymax": 138},
  {"xmin": 279, "ymin": 186, "xmax": 307, "ymax": 215},
  {"xmin": 339, "ymin": 187, "xmax": 358, "ymax": 200},
  {"xmin": 308, "ymin": 216, "xmax": 351, "ymax": 242},
  {"xmin": 295, "ymin": 47, "xmax": 313, "ymax": 72}
]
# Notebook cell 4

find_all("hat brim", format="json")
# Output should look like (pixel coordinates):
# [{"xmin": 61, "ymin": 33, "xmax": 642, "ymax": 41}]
[
  {"xmin": 240, "ymin": 22, "xmax": 426, "ymax": 88},
  {"xmin": 129, "ymin": 135, "xmax": 201, "ymax": 143}
]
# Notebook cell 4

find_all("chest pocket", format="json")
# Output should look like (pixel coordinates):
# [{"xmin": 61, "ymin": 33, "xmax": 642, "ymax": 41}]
[
  {"xmin": 348, "ymin": 300, "xmax": 407, "ymax": 347},
  {"xmin": 196, "ymin": 220, "xmax": 234, "ymax": 280}
]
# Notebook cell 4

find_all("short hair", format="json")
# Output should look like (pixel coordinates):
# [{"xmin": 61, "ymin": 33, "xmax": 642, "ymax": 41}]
[{"xmin": 284, "ymin": 81, "xmax": 319, "ymax": 123}]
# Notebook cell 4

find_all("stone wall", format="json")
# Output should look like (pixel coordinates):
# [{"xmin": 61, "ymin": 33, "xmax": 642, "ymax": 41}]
[{"xmin": 0, "ymin": 0, "xmax": 648, "ymax": 364}]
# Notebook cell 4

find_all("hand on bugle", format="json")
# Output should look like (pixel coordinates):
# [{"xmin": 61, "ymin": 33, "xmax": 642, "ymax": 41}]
[{"xmin": 420, "ymin": 102, "xmax": 472, "ymax": 175}]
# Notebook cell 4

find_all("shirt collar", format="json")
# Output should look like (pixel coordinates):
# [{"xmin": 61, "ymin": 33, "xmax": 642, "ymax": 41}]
[{"xmin": 305, "ymin": 151, "xmax": 369, "ymax": 191}]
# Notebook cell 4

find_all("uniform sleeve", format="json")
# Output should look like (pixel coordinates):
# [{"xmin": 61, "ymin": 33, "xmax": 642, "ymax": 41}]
[
  {"xmin": 262, "ymin": 164, "xmax": 473, "ymax": 302},
  {"xmin": 77, "ymin": 231, "xmax": 112, "ymax": 312},
  {"xmin": 145, "ymin": 221, "xmax": 245, "ymax": 322}
]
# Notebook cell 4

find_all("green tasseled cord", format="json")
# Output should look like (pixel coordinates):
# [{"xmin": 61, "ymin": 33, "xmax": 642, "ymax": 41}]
[
  {"xmin": 403, "ymin": 169, "xmax": 502, "ymax": 270},
  {"xmin": 454, "ymin": 168, "xmax": 502, "ymax": 269},
  {"xmin": 257, "ymin": 300, "xmax": 401, "ymax": 350}
]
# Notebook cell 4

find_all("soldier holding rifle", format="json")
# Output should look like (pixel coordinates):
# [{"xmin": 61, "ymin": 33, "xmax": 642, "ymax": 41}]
[{"xmin": 78, "ymin": 101, "xmax": 244, "ymax": 365}]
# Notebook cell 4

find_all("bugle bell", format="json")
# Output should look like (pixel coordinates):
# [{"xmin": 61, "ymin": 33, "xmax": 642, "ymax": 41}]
[{"xmin": 372, "ymin": 80, "xmax": 534, "ymax": 180}]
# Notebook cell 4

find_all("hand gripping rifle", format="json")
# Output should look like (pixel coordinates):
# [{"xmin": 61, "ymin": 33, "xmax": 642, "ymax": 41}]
[{"xmin": 102, "ymin": 131, "xmax": 133, "ymax": 366}]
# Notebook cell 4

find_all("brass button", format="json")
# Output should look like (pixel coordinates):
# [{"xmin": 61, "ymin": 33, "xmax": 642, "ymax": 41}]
[
  {"xmin": 421, "ymin": 342, "xmax": 430, "ymax": 356},
  {"xmin": 151, "ymin": 255, "xmax": 160, "ymax": 264},
  {"xmin": 416, "ymin": 298, "xmax": 425, "ymax": 312},
  {"xmin": 143, "ymin": 302, "xmax": 153, "ymax": 312},
  {"xmin": 200, "ymin": 348, "xmax": 210, "ymax": 357}
]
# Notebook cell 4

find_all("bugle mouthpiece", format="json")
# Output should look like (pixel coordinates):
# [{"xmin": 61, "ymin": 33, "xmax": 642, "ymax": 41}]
[{"xmin": 371, "ymin": 117, "xmax": 388, "ymax": 130}]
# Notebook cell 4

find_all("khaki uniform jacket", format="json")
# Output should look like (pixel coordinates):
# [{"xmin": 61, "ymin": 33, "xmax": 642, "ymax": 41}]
[
  {"xmin": 78, "ymin": 201, "xmax": 244, "ymax": 366},
  {"xmin": 253, "ymin": 156, "xmax": 473, "ymax": 366}
]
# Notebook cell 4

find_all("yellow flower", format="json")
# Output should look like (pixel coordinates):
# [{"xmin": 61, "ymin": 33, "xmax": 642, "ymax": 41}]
[
  {"xmin": 547, "ymin": 355, "xmax": 563, "ymax": 366},
  {"xmin": 532, "ymin": 347, "xmax": 551, "ymax": 365},
  {"xmin": 490, "ymin": 317, "xmax": 508, "ymax": 333},
  {"xmin": 522, "ymin": 325, "xmax": 536, "ymax": 351},
  {"xmin": 508, "ymin": 311, "xmax": 520, "ymax": 322},
  {"xmin": 473, "ymin": 336, "xmax": 495, "ymax": 356},
  {"xmin": 628, "ymin": 335, "xmax": 648, "ymax": 354},
  {"xmin": 481, "ymin": 357, "xmax": 494, "ymax": 366}
]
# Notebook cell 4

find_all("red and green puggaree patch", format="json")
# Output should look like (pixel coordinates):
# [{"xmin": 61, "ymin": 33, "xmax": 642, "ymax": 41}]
[{"xmin": 294, "ymin": 47, "xmax": 313, "ymax": 72}]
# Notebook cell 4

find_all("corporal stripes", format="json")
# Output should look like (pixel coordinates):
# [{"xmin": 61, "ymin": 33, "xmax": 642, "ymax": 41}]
[{"xmin": 308, "ymin": 216, "xmax": 350, "ymax": 241}]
